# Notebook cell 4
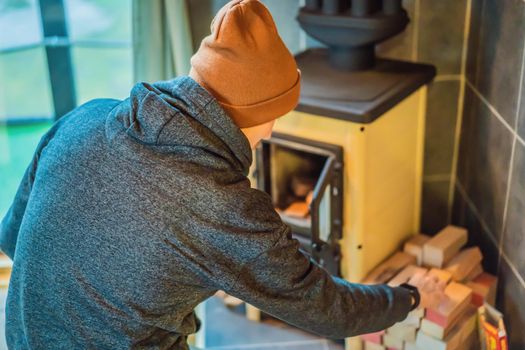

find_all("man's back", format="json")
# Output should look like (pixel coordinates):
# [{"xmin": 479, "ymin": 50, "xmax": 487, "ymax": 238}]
[
  {"xmin": 2, "ymin": 77, "xmax": 414, "ymax": 349},
  {"xmin": 2, "ymin": 78, "xmax": 265, "ymax": 349}
]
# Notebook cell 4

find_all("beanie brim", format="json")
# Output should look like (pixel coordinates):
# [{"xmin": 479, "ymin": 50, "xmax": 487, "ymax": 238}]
[{"xmin": 218, "ymin": 70, "xmax": 302, "ymax": 128}]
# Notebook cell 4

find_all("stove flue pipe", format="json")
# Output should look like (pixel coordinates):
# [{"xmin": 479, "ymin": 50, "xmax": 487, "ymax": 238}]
[
  {"xmin": 297, "ymin": 0, "xmax": 410, "ymax": 71},
  {"xmin": 351, "ymin": 0, "xmax": 373, "ymax": 16},
  {"xmin": 322, "ymin": 0, "xmax": 348, "ymax": 15},
  {"xmin": 305, "ymin": 0, "xmax": 321, "ymax": 11},
  {"xmin": 383, "ymin": 0, "xmax": 402, "ymax": 15}
]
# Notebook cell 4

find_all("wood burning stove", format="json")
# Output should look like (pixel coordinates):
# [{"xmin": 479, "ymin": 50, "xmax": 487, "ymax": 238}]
[{"xmin": 255, "ymin": 133, "xmax": 344, "ymax": 275}]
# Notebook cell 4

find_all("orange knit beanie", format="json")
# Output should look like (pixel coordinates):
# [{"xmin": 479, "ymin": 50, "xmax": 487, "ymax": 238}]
[{"xmin": 190, "ymin": 0, "xmax": 301, "ymax": 128}]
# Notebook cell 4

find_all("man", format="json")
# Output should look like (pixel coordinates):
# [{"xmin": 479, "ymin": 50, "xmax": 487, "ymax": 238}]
[{"xmin": 0, "ymin": 1, "xmax": 443, "ymax": 349}]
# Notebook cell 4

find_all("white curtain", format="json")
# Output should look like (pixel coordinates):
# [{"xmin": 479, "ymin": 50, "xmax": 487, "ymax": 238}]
[{"xmin": 132, "ymin": 0, "xmax": 194, "ymax": 83}]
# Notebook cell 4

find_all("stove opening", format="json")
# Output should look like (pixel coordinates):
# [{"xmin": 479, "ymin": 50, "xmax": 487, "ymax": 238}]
[{"xmin": 255, "ymin": 133, "xmax": 343, "ymax": 275}]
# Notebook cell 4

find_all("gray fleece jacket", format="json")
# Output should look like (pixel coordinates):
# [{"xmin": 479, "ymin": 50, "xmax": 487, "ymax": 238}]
[{"xmin": 0, "ymin": 77, "xmax": 412, "ymax": 349}]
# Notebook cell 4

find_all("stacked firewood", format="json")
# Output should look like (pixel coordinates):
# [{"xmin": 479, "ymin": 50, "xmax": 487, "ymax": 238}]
[{"xmin": 361, "ymin": 225, "xmax": 498, "ymax": 350}]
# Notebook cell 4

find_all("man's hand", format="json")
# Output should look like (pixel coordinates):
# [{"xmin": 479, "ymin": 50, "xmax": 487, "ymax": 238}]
[{"xmin": 407, "ymin": 272, "xmax": 446, "ymax": 310}]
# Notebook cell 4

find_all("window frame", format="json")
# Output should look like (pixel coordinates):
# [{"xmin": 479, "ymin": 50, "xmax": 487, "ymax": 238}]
[{"xmin": 0, "ymin": 0, "xmax": 132, "ymax": 123}]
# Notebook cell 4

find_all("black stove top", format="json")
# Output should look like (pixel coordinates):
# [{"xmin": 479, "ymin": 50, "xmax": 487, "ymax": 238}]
[{"xmin": 295, "ymin": 49, "xmax": 436, "ymax": 123}]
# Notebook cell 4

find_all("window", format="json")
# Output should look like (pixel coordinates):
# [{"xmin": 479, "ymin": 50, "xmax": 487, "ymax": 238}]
[
  {"xmin": 64, "ymin": 0, "xmax": 133, "ymax": 105},
  {"xmin": 0, "ymin": 0, "xmax": 132, "ymax": 217},
  {"xmin": 0, "ymin": 0, "xmax": 53, "ymax": 120}
]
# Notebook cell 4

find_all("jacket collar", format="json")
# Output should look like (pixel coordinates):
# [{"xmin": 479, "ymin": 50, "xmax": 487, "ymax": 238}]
[
  {"xmin": 156, "ymin": 76, "xmax": 252, "ymax": 172},
  {"xmin": 114, "ymin": 76, "xmax": 253, "ymax": 175}
]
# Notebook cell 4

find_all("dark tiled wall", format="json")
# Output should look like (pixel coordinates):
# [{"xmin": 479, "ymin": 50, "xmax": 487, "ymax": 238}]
[
  {"xmin": 377, "ymin": 0, "xmax": 469, "ymax": 234},
  {"xmin": 453, "ymin": 0, "xmax": 525, "ymax": 348}
]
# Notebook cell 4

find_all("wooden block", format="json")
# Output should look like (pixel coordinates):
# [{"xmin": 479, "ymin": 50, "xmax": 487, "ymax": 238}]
[
  {"xmin": 361, "ymin": 330, "xmax": 385, "ymax": 344},
  {"xmin": 463, "ymin": 263, "xmax": 483, "ymax": 282},
  {"xmin": 421, "ymin": 317, "xmax": 451, "ymax": 340},
  {"xmin": 400, "ymin": 309, "xmax": 424, "ymax": 328},
  {"xmin": 400, "ymin": 313, "xmax": 422, "ymax": 328},
  {"xmin": 427, "ymin": 268, "xmax": 452, "ymax": 284},
  {"xmin": 444, "ymin": 247, "xmax": 482, "ymax": 281},
  {"xmin": 387, "ymin": 322, "xmax": 417, "ymax": 342},
  {"xmin": 420, "ymin": 304, "xmax": 475, "ymax": 340},
  {"xmin": 364, "ymin": 341, "xmax": 386, "ymax": 350},
  {"xmin": 404, "ymin": 342, "xmax": 420, "ymax": 350},
  {"xmin": 416, "ymin": 308, "xmax": 476, "ymax": 350},
  {"xmin": 388, "ymin": 265, "xmax": 428, "ymax": 287},
  {"xmin": 449, "ymin": 307, "xmax": 478, "ymax": 350},
  {"xmin": 410, "ymin": 307, "xmax": 425, "ymax": 319},
  {"xmin": 283, "ymin": 201, "xmax": 309, "ymax": 218},
  {"xmin": 363, "ymin": 252, "xmax": 417, "ymax": 284},
  {"xmin": 426, "ymin": 282, "xmax": 472, "ymax": 328},
  {"xmin": 404, "ymin": 234, "xmax": 431, "ymax": 266},
  {"xmin": 466, "ymin": 272, "xmax": 498, "ymax": 307},
  {"xmin": 400, "ymin": 309, "xmax": 424, "ymax": 327},
  {"xmin": 461, "ymin": 322, "xmax": 480, "ymax": 350},
  {"xmin": 416, "ymin": 331, "xmax": 447, "ymax": 350},
  {"xmin": 383, "ymin": 334, "xmax": 404, "ymax": 350},
  {"xmin": 422, "ymin": 226, "xmax": 468, "ymax": 268}
]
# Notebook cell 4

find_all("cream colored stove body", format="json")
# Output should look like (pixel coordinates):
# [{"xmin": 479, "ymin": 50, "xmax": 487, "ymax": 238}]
[{"xmin": 261, "ymin": 86, "xmax": 427, "ymax": 350}]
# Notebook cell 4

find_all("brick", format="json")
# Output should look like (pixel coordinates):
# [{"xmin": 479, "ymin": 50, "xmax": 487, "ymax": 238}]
[
  {"xmin": 400, "ymin": 309, "xmax": 424, "ymax": 328},
  {"xmin": 419, "ymin": 305, "xmax": 476, "ymax": 340},
  {"xmin": 462, "ymin": 263, "xmax": 483, "ymax": 282},
  {"xmin": 425, "ymin": 282, "xmax": 472, "ymax": 328},
  {"xmin": 444, "ymin": 247, "xmax": 482, "ymax": 281},
  {"xmin": 422, "ymin": 226, "xmax": 468, "ymax": 268},
  {"xmin": 364, "ymin": 341, "xmax": 386, "ymax": 350},
  {"xmin": 404, "ymin": 342, "xmax": 420, "ymax": 350},
  {"xmin": 361, "ymin": 330, "xmax": 385, "ymax": 344},
  {"xmin": 466, "ymin": 272, "xmax": 497, "ymax": 307},
  {"xmin": 403, "ymin": 234, "xmax": 431, "ymax": 266},
  {"xmin": 383, "ymin": 333, "xmax": 404, "ymax": 350},
  {"xmin": 388, "ymin": 265, "xmax": 428, "ymax": 287},
  {"xmin": 427, "ymin": 268, "xmax": 452, "ymax": 284},
  {"xmin": 363, "ymin": 252, "xmax": 417, "ymax": 284},
  {"xmin": 416, "ymin": 307, "xmax": 477, "ymax": 350},
  {"xmin": 387, "ymin": 322, "xmax": 417, "ymax": 342}
]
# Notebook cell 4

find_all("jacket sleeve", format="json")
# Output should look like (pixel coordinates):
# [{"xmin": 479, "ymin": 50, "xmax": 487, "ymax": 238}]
[
  {"xmin": 0, "ymin": 153, "xmax": 39, "ymax": 259},
  {"xmin": 220, "ymin": 225, "xmax": 413, "ymax": 339},
  {"xmin": 185, "ymin": 175, "xmax": 412, "ymax": 339},
  {"xmin": 0, "ymin": 120, "xmax": 65, "ymax": 259}
]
